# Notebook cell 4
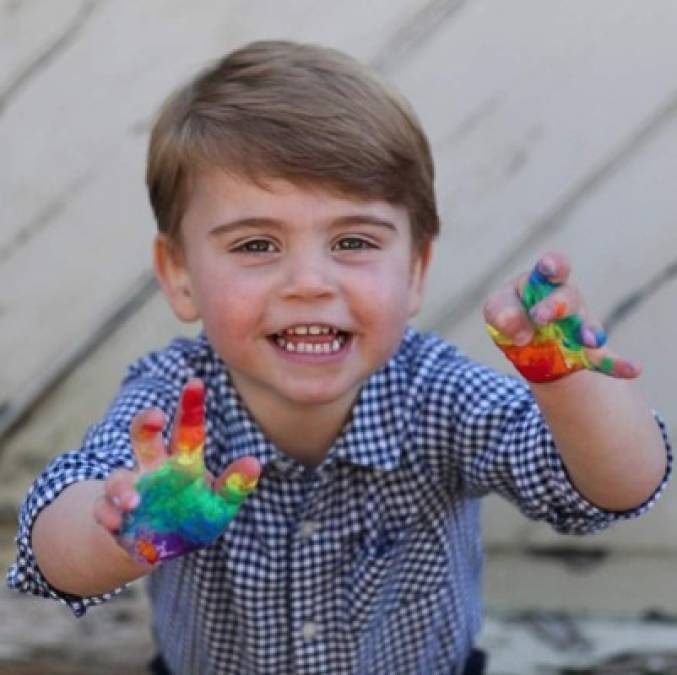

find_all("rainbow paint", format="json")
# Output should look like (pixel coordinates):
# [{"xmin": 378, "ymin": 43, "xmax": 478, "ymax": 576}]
[
  {"xmin": 487, "ymin": 266, "xmax": 606, "ymax": 383},
  {"xmin": 118, "ymin": 383, "xmax": 259, "ymax": 564}
]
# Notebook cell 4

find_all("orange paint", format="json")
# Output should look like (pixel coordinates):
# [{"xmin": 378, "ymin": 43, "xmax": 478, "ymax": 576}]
[
  {"xmin": 136, "ymin": 539, "xmax": 159, "ymax": 564},
  {"xmin": 553, "ymin": 302, "xmax": 567, "ymax": 320}
]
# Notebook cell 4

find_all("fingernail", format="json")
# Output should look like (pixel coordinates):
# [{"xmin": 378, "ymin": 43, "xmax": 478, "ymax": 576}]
[
  {"xmin": 495, "ymin": 308, "xmax": 521, "ymax": 331},
  {"xmin": 529, "ymin": 306, "xmax": 549, "ymax": 325},
  {"xmin": 127, "ymin": 493, "xmax": 141, "ymax": 509},
  {"xmin": 620, "ymin": 361, "xmax": 641, "ymax": 377},
  {"xmin": 539, "ymin": 257, "xmax": 557, "ymax": 277},
  {"xmin": 582, "ymin": 326, "xmax": 607, "ymax": 348},
  {"xmin": 514, "ymin": 331, "xmax": 532, "ymax": 346},
  {"xmin": 111, "ymin": 496, "xmax": 121, "ymax": 508}
]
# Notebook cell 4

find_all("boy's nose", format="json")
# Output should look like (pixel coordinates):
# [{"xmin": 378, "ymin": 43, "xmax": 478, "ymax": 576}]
[{"xmin": 278, "ymin": 252, "xmax": 336, "ymax": 300}]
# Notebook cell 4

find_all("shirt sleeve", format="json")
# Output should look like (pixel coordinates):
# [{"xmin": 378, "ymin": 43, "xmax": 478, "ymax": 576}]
[
  {"xmin": 433, "ymin": 353, "xmax": 672, "ymax": 535},
  {"xmin": 5, "ymin": 343, "xmax": 191, "ymax": 616}
]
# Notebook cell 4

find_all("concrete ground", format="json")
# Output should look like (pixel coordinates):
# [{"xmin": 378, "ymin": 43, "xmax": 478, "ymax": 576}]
[{"xmin": 2, "ymin": 568, "xmax": 676, "ymax": 675}]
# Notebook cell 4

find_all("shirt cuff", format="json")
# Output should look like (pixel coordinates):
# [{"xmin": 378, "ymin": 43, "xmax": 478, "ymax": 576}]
[
  {"xmin": 543, "ymin": 411, "xmax": 672, "ymax": 534},
  {"xmin": 6, "ymin": 466, "xmax": 126, "ymax": 617}
]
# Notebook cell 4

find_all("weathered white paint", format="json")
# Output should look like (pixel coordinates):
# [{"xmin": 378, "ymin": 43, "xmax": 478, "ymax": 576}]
[
  {"xmin": 403, "ymin": 0, "xmax": 677, "ymax": 331},
  {"xmin": 2, "ymin": 1, "xmax": 676, "ymax": 563},
  {"xmin": 0, "ymin": 0, "xmax": 438, "ymax": 412}
]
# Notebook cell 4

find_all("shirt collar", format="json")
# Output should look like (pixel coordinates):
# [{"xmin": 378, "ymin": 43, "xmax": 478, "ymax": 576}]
[
  {"xmin": 330, "ymin": 347, "xmax": 410, "ymax": 471},
  {"xmin": 202, "ymin": 329, "xmax": 414, "ymax": 474}
]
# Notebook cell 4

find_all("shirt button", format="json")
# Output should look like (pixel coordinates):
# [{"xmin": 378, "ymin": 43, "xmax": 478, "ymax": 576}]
[
  {"xmin": 301, "ymin": 621, "xmax": 319, "ymax": 640},
  {"xmin": 299, "ymin": 520, "xmax": 319, "ymax": 539}
]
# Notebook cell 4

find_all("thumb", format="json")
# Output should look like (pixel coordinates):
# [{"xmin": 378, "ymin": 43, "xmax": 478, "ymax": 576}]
[{"xmin": 214, "ymin": 456, "xmax": 261, "ymax": 504}]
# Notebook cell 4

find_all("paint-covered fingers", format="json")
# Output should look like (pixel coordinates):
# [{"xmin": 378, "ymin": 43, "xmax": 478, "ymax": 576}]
[
  {"xmin": 526, "ymin": 284, "xmax": 580, "ymax": 326},
  {"xmin": 518, "ymin": 253, "xmax": 608, "ymax": 350},
  {"xmin": 169, "ymin": 378, "xmax": 206, "ymax": 461},
  {"xmin": 129, "ymin": 407, "xmax": 167, "ymax": 473},
  {"xmin": 587, "ymin": 348, "xmax": 642, "ymax": 379},
  {"xmin": 534, "ymin": 251, "xmax": 571, "ymax": 285},
  {"xmin": 214, "ymin": 456, "xmax": 261, "ymax": 506},
  {"xmin": 484, "ymin": 285, "xmax": 534, "ymax": 346},
  {"xmin": 484, "ymin": 252, "xmax": 572, "ymax": 346},
  {"xmin": 518, "ymin": 252, "xmax": 570, "ymax": 311},
  {"xmin": 525, "ymin": 285, "xmax": 608, "ymax": 350},
  {"xmin": 94, "ymin": 469, "xmax": 139, "ymax": 534}
]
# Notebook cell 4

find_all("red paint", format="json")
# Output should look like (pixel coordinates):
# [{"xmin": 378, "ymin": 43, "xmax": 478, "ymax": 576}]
[
  {"xmin": 180, "ymin": 381, "xmax": 205, "ymax": 426},
  {"xmin": 499, "ymin": 340, "xmax": 582, "ymax": 383},
  {"xmin": 140, "ymin": 420, "xmax": 163, "ymax": 440}
]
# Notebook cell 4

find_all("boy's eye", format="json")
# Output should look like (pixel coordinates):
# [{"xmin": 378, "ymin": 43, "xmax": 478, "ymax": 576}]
[
  {"xmin": 232, "ymin": 239, "xmax": 276, "ymax": 253},
  {"xmin": 333, "ymin": 237, "xmax": 377, "ymax": 251}
]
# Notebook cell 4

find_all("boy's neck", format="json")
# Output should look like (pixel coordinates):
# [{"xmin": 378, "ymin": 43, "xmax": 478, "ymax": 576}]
[{"xmin": 234, "ymin": 382, "xmax": 361, "ymax": 469}]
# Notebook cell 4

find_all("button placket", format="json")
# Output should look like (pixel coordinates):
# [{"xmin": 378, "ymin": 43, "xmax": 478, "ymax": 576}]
[
  {"xmin": 289, "ymin": 469, "xmax": 327, "ymax": 671},
  {"xmin": 301, "ymin": 621, "xmax": 319, "ymax": 641},
  {"xmin": 299, "ymin": 519, "xmax": 320, "ymax": 540}
]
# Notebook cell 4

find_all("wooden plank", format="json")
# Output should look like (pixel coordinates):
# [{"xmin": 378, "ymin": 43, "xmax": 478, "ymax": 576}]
[
  {"xmin": 0, "ymin": 292, "xmax": 189, "ymax": 519},
  {"xmin": 448, "ymin": 108, "xmax": 677, "ymax": 424},
  {"xmin": 0, "ymin": 0, "xmax": 94, "ymax": 106},
  {"xmin": 390, "ymin": 0, "xmax": 677, "ymax": 330},
  {"xmin": 0, "ymin": 0, "xmax": 447, "ymax": 421},
  {"xmin": 450, "ymin": 103, "xmax": 677, "ymax": 552}
]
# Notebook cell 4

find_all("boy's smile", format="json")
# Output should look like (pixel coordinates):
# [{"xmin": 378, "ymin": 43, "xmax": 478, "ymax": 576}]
[
  {"xmin": 154, "ymin": 170, "xmax": 430, "ymax": 448},
  {"xmin": 271, "ymin": 323, "xmax": 349, "ymax": 358}
]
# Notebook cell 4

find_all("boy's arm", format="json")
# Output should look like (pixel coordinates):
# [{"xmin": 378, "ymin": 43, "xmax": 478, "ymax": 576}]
[
  {"xmin": 531, "ymin": 372, "xmax": 667, "ymax": 511},
  {"xmin": 31, "ymin": 379, "xmax": 260, "ymax": 596},
  {"xmin": 485, "ymin": 251, "xmax": 669, "ymax": 512},
  {"xmin": 32, "ymin": 479, "xmax": 149, "ymax": 597},
  {"xmin": 8, "ymin": 342, "xmax": 186, "ymax": 615}
]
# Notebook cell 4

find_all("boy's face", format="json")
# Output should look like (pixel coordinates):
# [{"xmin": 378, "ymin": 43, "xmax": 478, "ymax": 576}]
[{"xmin": 155, "ymin": 169, "xmax": 431, "ymax": 418}]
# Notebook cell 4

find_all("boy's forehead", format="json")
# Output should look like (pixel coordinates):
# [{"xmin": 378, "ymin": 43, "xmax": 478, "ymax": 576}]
[{"xmin": 185, "ymin": 168, "xmax": 411, "ymax": 226}]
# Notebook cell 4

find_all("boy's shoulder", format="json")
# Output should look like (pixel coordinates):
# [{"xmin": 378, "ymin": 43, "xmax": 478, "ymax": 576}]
[
  {"xmin": 394, "ymin": 327, "xmax": 482, "ymax": 383},
  {"xmin": 392, "ymin": 327, "xmax": 527, "ymax": 403},
  {"xmin": 124, "ymin": 332, "xmax": 219, "ymax": 385}
]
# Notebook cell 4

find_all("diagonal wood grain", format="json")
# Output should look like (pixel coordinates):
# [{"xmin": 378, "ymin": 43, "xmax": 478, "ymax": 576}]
[{"xmin": 0, "ymin": 0, "xmax": 457, "ymax": 432}]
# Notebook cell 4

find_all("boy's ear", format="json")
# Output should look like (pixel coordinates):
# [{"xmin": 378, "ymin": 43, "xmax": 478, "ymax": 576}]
[
  {"xmin": 153, "ymin": 234, "xmax": 200, "ymax": 322},
  {"xmin": 407, "ymin": 239, "xmax": 433, "ymax": 318}
]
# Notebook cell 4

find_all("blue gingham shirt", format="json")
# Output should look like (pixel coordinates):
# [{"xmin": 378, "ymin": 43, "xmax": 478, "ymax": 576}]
[{"xmin": 7, "ymin": 328, "xmax": 672, "ymax": 674}]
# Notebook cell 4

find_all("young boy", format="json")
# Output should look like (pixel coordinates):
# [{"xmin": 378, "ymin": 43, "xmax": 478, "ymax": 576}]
[{"xmin": 7, "ymin": 41, "xmax": 671, "ymax": 675}]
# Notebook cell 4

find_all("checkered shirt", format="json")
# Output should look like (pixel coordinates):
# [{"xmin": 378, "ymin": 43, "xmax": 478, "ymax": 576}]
[{"xmin": 7, "ymin": 328, "xmax": 672, "ymax": 674}]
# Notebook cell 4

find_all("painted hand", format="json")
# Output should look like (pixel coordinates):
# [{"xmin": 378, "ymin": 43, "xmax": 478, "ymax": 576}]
[
  {"xmin": 116, "ymin": 379, "xmax": 260, "ymax": 564},
  {"xmin": 484, "ymin": 252, "xmax": 640, "ymax": 383}
]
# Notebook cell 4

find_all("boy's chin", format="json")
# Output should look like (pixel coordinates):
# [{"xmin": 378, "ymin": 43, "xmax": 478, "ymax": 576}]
[
  {"xmin": 280, "ymin": 385, "xmax": 356, "ymax": 407},
  {"xmin": 272, "ymin": 382, "xmax": 362, "ymax": 406}
]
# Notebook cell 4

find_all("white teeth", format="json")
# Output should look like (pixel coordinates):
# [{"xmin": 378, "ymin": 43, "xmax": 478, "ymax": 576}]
[
  {"xmin": 282, "ymin": 324, "xmax": 338, "ymax": 336},
  {"xmin": 273, "ymin": 333, "xmax": 346, "ymax": 354}
]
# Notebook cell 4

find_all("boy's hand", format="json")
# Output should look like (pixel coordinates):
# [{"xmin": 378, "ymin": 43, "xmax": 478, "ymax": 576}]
[
  {"xmin": 484, "ymin": 252, "xmax": 641, "ymax": 383},
  {"xmin": 94, "ymin": 379, "xmax": 260, "ymax": 565}
]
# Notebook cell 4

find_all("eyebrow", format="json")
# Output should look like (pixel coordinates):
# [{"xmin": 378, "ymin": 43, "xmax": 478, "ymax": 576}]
[{"xmin": 208, "ymin": 214, "xmax": 398, "ymax": 237}]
